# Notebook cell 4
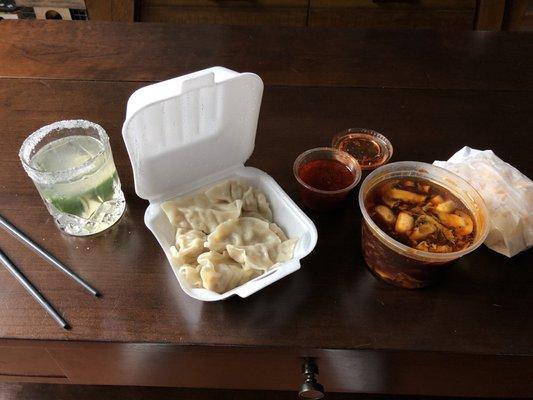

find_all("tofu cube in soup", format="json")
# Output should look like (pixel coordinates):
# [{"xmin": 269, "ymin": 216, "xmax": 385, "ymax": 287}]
[{"xmin": 366, "ymin": 178, "xmax": 476, "ymax": 254}]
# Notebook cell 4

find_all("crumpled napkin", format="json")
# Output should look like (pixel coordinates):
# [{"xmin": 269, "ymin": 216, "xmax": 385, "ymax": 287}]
[{"xmin": 434, "ymin": 147, "xmax": 533, "ymax": 257}]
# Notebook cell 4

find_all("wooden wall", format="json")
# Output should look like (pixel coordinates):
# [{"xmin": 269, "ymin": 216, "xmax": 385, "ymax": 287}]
[
  {"xmin": 137, "ymin": 0, "xmax": 479, "ymax": 28},
  {"xmin": 47, "ymin": 1, "xmax": 533, "ymax": 31}
]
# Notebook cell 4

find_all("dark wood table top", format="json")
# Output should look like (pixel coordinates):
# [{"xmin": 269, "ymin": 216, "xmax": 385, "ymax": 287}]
[
  {"xmin": 3, "ymin": 20, "xmax": 533, "ymax": 90},
  {"xmin": 0, "ymin": 21, "xmax": 532, "ymax": 359}
]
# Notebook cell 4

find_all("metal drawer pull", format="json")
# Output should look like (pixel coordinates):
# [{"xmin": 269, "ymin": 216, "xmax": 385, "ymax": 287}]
[{"xmin": 299, "ymin": 359, "xmax": 324, "ymax": 399}]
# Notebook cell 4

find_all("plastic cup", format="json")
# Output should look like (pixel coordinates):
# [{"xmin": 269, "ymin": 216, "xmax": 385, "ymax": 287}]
[
  {"xmin": 332, "ymin": 128, "xmax": 393, "ymax": 170},
  {"xmin": 358, "ymin": 161, "xmax": 489, "ymax": 288},
  {"xmin": 293, "ymin": 147, "xmax": 361, "ymax": 211}
]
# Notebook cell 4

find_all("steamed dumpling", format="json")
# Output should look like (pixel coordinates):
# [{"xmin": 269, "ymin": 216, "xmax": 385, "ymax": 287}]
[
  {"xmin": 205, "ymin": 180, "xmax": 249, "ymax": 203},
  {"xmin": 269, "ymin": 223, "xmax": 288, "ymax": 241},
  {"xmin": 206, "ymin": 217, "xmax": 281, "ymax": 252},
  {"xmin": 177, "ymin": 199, "xmax": 242, "ymax": 233},
  {"xmin": 205, "ymin": 180, "xmax": 273, "ymax": 221},
  {"xmin": 241, "ymin": 187, "xmax": 273, "ymax": 221},
  {"xmin": 177, "ymin": 264, "xmax": 203, "ymax": 289},
  {"xmin": 161, "ymin": 194, "xmax": 242, "ymax": 233},
  {"xmin": 198, "ymin": 251, "xmax": 260, "ymax": 293},
  {"xmin": 207, "ymin": 217, "xmax": 297, "ymax": 271},
  {"xmin": 227, "ymin": 239, "xmax": 297, "ymax": 270},
  {"xmin": 161, "ymin": 192, "xmax": 206, "ymax": 229},
  {"xmin": 169, "ymin": 229, "xmax": 206, "ymax": 265},
  {"xmin": 162, "ymin": 180, "xmax": 297, "ymax": 295}
]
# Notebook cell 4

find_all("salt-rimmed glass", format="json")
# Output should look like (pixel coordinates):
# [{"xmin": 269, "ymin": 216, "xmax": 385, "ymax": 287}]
[{"xmin": 19, "ymin": 120, "xmax": 125, "ymax": 236}]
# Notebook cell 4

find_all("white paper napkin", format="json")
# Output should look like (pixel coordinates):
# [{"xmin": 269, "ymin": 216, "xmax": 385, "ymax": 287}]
[{"xmin": 434, "ymin": 147, "xmax": 533, "ymax": 257}]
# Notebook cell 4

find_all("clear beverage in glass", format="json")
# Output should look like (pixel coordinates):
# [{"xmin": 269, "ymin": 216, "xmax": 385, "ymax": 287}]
[{"xmin": 19, "ymin": 120, "xmax": 126, "ymax": 236}]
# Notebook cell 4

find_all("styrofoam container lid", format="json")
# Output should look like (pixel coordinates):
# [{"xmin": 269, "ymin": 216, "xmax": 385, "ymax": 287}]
[
  {"xmin": 122, "ymin": 67, "xmax": 264, "ymax": 202},
  {"xmin": 121, "ymin": 67, "xmax": 317, "ymax": 301}
]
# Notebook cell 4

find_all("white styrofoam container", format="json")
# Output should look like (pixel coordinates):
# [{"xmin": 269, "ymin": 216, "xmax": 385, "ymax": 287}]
[{"xmin": 122, "ymin": 67, "xmax": 317, "ymax": 301}]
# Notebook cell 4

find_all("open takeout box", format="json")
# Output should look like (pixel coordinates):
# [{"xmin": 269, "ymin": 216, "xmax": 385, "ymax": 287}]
[{"xmin": 122, "ymin": 67, "xmax": 317, "ymax": 301}]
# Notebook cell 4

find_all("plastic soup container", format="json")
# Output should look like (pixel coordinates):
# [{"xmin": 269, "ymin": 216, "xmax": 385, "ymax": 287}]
[
  {"xmin": 358, "ymin": 161, "xmax": 489, "ymax": 289},
  {"xmin": 122, "ymin": 67, "xmax": 317, "ymax": 301}
]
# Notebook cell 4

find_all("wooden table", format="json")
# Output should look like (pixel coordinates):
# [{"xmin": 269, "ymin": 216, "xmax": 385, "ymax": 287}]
[{"xmin": 0, "ymin": 20, "xmax": 532, "ymax": 398}]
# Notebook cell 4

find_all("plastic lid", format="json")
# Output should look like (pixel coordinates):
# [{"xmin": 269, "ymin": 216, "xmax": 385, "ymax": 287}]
[
  {"xmin": 122, "ymin": 67, "xmax": 264, "ymax": 201},
  {"xmin": 332, "ymin": 128, "xmax": 393, "ymax": 170}
]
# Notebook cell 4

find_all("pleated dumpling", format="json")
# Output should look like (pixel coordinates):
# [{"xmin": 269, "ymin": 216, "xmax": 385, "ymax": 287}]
[
  {"xmin": 197, "ymin": 251, "xmax": 260, "ymax": 294},
  {"xmin": 206, "ymin": 217, "xmax": 281, "ymax": 252},
  {"xmin": 207, "ymin": 217, "xmax": 297, "ymax": 270},
  {"xmin": 162, "ymin": 180, "xmax": 297, "ymax": 295},
  {"xmin": 227, "ymin": 239, "xmax": 297, "ymax": 271},
  {"xmin": 177, "ymin": 199, "xmax": 242, "ymax": 234},
  {"xmin": 177, "ymin": 264, "xmax": 203, "ymax": 289},
  {"xmin": 205, "ymin": 180, "xmax": 273, "ymax": 221},
  {"xmin": 205, "ymin": 180, "xmax": 249, "ymax": 203},
  {"xmin": 161, "ymin": 192, "xmax": 206, "ymax": 230},
  {"xmin": 169, "ymin": 229, "xmax": 206, "ymax": 265},
  {"xmin": 162, "ymin": 194, "xmax": 242, "ymax": 234},
  {"xmin": 269, "ymin": 223, "xmax": 289, "ymax": 241},
  {"xmin": 241, "ymin": 187, "xmax": 273, "ymax": 221}
]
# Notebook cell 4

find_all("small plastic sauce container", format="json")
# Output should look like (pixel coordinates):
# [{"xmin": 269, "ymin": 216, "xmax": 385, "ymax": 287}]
[
  {"xmin": 358, "ymin": 161, "xmax": 489, "ymax": 289},
  {"xmin": 294, "ymin": 147, "xmax": 361, "ymax": 211},
  {"xmin": 332, "ymin": 128, "xmax": 393, "ymax": 170}
]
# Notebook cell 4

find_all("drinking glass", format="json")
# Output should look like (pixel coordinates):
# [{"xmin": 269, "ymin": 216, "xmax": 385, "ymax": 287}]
[{"xmin": 20, "ymin": 120, "xmax": 126, "ymax": 236}]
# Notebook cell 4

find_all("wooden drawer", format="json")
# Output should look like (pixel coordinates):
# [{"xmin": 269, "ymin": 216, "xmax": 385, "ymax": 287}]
[
  {"xmin": 48, "ymin": 345, "xmax": 533, "ymax": 397},
  {"xmin": 309, "ymin": 0, "xmax": 477, "ymax": 29},
  {"xmin": 140, "ymin": 0, "xmax": 308, "ymax": 26},
  {"xmin": 1, "ymin": 341, "xmax": 532, "ymax": 397},
  {"xmin": 0, "ymin": 347, "xmax": 67, "ymax": 383},
  {"xmin": 48, "ymin": 344, "xmax": 304, "ymax": 389}
]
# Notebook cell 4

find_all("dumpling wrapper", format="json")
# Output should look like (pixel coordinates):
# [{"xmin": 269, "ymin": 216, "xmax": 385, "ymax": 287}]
[
  {"xmin": 207, "ymin": 217, "xmax": 297, "ymax": 271},
  {"xmin": 197, "ymin": 251, "xmax": 261, "ymax": 294},
  {"xmin": 162, "ymin": 181, "xmax": 296, "ymax": 294},
  {"xmin": 269, "ymin": 223, "xmax": 288, "ymax": 241},
  {"xmin": 227, "ymin": 238, "xmax": 297, "ymax": 271},
  {"xmin": 204, "ymin": 180, "xmax": 249, "ymax": 204},
  {"xmin": 178, "ymin": 199, "xmax": 242, "ymax": 234},
  {"xmin": 177, "ymin": 264, "xmax": 203, "ymax": 289},
  {"xmin": 206, "ymin": 217, "xmax": 282, "ymax": 252},
  {"xmin": 169, "ymin": 229, "xmax": 206, "ymax": 265},
  {"xmin": 161, "ymin": 192, "xmax": 207, "ymax": 229},
  {"xmin": 205, "ymin": 180, "xmax": 273, "ymax": 221},
  {"xmin": 161, "ymin": 193, "xmax": 242, "ymax": 234}
]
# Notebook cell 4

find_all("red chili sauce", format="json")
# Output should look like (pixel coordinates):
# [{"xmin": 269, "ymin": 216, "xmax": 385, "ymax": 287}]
[
  {"xmin": 297, "ymin": 159, "xmax": 355, "ymax": 211},
  {"xmin": 337, "ymin": 135, "xmax": 383, "ymax": 169}
]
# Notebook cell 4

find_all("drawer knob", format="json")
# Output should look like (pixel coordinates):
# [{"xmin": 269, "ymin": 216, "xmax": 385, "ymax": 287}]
[{"xmin": 299, "ymin": 360, "xmax": 324, "ymax": 400}]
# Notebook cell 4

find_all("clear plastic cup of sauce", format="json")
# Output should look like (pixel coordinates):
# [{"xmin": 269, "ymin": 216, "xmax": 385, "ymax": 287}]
[
  {"xmin": 332, "ymin": 128, "xmax": 393, "ymax": 170},
  {"xmin": 293, "ymin": 147, "xmax": 362, "ymax": 211}
]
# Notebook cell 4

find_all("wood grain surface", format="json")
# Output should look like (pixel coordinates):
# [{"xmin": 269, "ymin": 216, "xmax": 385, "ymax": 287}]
[
  {"xmin": 2, "ymin": 21, "xmax": 533, "ymax": 90},
  {"xmin": 0, "ymin": 77, "xmax": 531, "ymax": 355},
  {"xmin": 0, "ymin": 21, "xmax": 532, "ymax": 396},
  {"xmin": 0, "ymin": 382, "xmax": 497, "ymax": 400},
  {"xmin": 308, "ymin": 1, "xmax": 476, "ymax": 30},
  {"xmin": 140, "ymin": 1, "xmax": 308, "ymax": 26}
]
